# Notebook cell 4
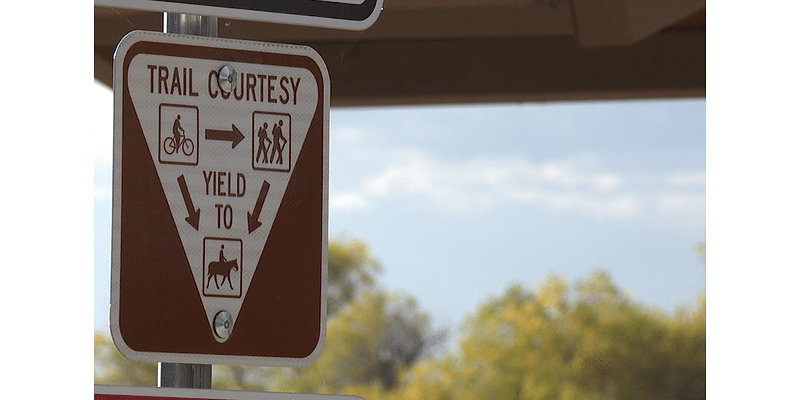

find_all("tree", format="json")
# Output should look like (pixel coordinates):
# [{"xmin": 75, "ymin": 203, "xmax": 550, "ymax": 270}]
[
  {"xmin": 695, "ymin": 235, "xmax": 706, "ymax": 266},
  {"xmin": 94, "ymin": 333, "xmax": 157, "ymax": 386},
  {"xmin": 271, "ymin": 290, "xmax": 444, "ymax": 394},
  {"xmin": 390, "ymin": 271, "xmax": 706, "ymax": 400},
  {"xmin": 214, "ymin": 238, "xmax": 392, "ymax": 392},
  {"xmin": 327, "ymin": 238, "xmax": 382, "ymax": 315}
]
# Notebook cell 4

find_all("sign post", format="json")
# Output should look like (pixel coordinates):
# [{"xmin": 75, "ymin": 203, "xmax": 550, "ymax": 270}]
[
  {"xmin": 110, "ymin": 30, "xmax": 330, "ymax": 367},
  {"xmin": 157, "ymin": 13, "xmax": 217, "ymax": 389}
]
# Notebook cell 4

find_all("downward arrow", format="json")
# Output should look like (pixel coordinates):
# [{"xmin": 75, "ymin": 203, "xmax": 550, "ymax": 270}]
[
  {"xmin": 247, "ymin": 181, "xmax": 271, "ymax": 234},
  {"xmin": 205, "ymin": 124, "xmax": 245, "ymax": 148},
  {"xmin": 178, "ymin": 175, "xmax": 200, "ymax": 230}
]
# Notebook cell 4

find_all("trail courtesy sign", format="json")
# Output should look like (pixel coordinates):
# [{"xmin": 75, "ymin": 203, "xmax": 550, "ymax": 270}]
[{"xmin": 110, "ymin": 31, "xmax": 329, "ymax": 366}]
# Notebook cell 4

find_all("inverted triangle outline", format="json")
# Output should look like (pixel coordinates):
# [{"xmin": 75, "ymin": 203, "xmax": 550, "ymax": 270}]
[{"xmin": 128, "ymin": 58, "xmax": 314, "ymax": 343}]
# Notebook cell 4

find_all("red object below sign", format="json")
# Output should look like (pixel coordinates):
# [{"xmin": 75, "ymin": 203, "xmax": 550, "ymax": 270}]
[{"xmin": 95, "ymin": 385, "xmax": 364, "ymax": 400}]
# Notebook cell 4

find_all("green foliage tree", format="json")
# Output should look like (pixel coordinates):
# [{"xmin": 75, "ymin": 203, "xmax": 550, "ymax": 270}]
[
  {"xmin": 271, "ymin": 290, "xmax": 444, "ymax": 394},
  {"xmin": 94, "ymin": 333, "xmax": 157, "ymax": 386},
  {"xmin": 327, "ymin": 238, "xmax": 382, "ymax": 315},
  {"xmin": 695, "ymin": 235, "xmax": 706, "ymax": 266},
  {"xmin": 388, "ymin": 272, "xmax": 705, "ymax": 400}
]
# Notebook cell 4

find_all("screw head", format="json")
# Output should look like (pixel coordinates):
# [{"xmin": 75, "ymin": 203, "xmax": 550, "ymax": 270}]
[
  {"xmin": 213, "ymin": 310, "xmax": 233, "ymax": 341},
  {"xmin": 218, "ymin": 65, "xmax": 237, "ymax": 94}
]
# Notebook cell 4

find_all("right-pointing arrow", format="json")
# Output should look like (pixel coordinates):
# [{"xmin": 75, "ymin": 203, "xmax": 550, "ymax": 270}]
[
  {"xmin": 205, "ymin": 124, "xmax": 245, "ymax": 148},
  {"xmin": 247, "ymin": 180, "xmax": 271, "ymax": 233}
]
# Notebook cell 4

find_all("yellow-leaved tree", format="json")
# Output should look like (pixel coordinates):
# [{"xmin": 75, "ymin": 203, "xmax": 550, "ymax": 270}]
[{"xmin": 387, "ymin": 272, "xmax": 705, "ymax": 400}]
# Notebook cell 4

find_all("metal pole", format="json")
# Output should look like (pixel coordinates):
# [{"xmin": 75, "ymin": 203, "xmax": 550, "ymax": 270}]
[
  {"xmin": 164, "ymin": 12, "xmax": 218, "ymax": 36},
  {"xmin": 159, "ymin": 362, "xmax": 213, "ymax": 388},
  {"xmin": 158, "ymin": 11, "xmax": 217, "ymax": 390}
]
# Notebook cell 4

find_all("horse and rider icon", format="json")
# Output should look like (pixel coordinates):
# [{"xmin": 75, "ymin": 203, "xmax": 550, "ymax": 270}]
[
  {"xmin": 204, "ymin": 240, "xmax": 242, "ymax": 297},
  {"xmin": 255, "ymin": 119, "xmax": 287, "ymax": 165}
]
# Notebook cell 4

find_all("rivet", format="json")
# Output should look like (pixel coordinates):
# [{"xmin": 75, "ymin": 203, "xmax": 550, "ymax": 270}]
[
  {"xmin": 213, "ymin": 310, "xmax": 233, "ymax": 341},
  {"xmin": 218, "ymin": 65, "xmax": 237, "ymax": 94}
]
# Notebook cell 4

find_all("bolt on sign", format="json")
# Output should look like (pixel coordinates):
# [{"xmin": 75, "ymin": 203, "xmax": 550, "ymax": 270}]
[
  {"xmin": 110, "ymin": 31, "xmax": 329, "ymax": 366},
  {"xmin": 94, "ymin": 0, "xmax": 383, "ymax": 31}
]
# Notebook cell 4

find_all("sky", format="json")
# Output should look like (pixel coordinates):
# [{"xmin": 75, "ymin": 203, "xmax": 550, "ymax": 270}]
[{"xmin": 93, "ymin": 79, "xmax": 706, "ymax": 334}]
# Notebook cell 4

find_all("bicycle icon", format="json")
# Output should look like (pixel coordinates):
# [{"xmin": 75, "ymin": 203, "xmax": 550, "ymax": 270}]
[
  {"xmin": 164, "ymin": 114, "xmax": 195, "ymax": 156},
  {"xmin": 164, "ymin": 133, "xmax": 195, "ymax": 156},
  {"xmin": 159, "ymin": 105, "xmax": 199, "ymax": 166}
]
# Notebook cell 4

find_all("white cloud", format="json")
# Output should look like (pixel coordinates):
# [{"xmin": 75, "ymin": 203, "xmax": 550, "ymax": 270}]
[
  {"xmin": 657, "ymin": 192, "xmax": 706, "ymax": 213},
  {"xmin": 666, "ymin": 172, "xmax": 706, "ymax": 186},
  {"xmin": 542, "ymin": 162, "xmax": 579, "ymax": 187},
  {"xmin": 94, "ymin": 187, "xmax": 112, "ymax": 201},
  {"xmin": 592, "ymin": 174, "xmax": 623, "ymax": 193},
  {"xmin": 334, "ymin": 126, "xmax": 367, "ymax": 141},
  {"xmin": 329, "ymin": 148, "xmax": 704, "ymax": 225},
  {"xmin": 365, "ymin": 154, "xmax": 437, "ymax": 198},
  {"xmin": 330, "ymin": 192, "xmax": 370, "ymax": 211}
]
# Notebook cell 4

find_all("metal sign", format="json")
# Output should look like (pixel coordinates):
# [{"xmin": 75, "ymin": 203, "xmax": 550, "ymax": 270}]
[
  {"xmin": 95, "ymin": 385, "xmax": 364, "ymax": 400},
  {"xmin": 111, "ymin": 31, "xmax": 329, "ymax": 366},
  {"xmin": 94, "ymin": 0, "xmax": 383, "ymax": 31}
]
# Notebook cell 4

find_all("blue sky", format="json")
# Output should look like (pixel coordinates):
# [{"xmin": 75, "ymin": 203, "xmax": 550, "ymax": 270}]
[{"xmin": 93, "ymin": 80, "xmax": 705, "ymax": 333}]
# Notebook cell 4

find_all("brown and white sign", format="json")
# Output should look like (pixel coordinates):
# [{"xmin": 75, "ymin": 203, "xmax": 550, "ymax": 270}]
[{"xmin": 110, "ymin": 31, "xmax": 329, "ymax": 366}]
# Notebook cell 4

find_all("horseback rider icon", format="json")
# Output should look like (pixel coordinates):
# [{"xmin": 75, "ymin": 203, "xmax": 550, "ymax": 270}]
[{"xmin": 206, "ymin": 244, "xmax": 239, "ymax": 291}]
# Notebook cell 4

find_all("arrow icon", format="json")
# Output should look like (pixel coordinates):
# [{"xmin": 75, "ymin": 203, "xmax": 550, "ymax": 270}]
[
  {"xmin": 205, "ymin": 124, "xmax": 245, "ymax": 148},
  {"xmin": 247, "ymin": 181, "xmax": 271, "ymax": 234},
  {"xmin": 177, "ymin": 175, "xmax": 200, "ymax": 230}
]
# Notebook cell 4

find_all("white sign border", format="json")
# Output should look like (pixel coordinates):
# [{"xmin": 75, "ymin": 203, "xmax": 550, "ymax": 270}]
[
  {"xmin": 95, "ymin": 0, "xmax": 383, "ymax": 31},
  {"xmin": 110, "ymin": 30, "xmax": 330, "ymax": 367}
]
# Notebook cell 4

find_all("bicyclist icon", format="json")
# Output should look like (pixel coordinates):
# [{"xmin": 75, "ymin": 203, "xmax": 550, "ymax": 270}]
[
  {"xmin": 165, "ymin": 115, "xmax": 195, "ymax": 156},
  {"xmin": 159, "ymin": 104, "xmax": 199, "ymax": 166}
]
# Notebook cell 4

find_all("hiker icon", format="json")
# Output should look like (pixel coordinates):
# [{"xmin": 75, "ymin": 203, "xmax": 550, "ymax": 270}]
[
  {"xmin": 252, "ymin": 112, "xmax": 290, "ymax": 172},
  {"xmin": 256, "ymin": 122, "xmax": 271, "ymax": 163},
  {"xmin": 206, "ymin": 244, "xmax": 239, "ymax": 290},
  {"xmin": 164, "ymin": 114, "xmax": 195, "ymax": 156},
  {"xmin": 270, "ymin": 120, "xmax": 287, "ymax": 165}
]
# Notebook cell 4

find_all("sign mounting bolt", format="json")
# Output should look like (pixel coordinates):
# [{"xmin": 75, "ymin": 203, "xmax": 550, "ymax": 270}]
[
  {"xmin": 218, "ymin": 65, "xmax": 237, "ymax": 94},
  {"xmin": 214, "ymin": 311, "xmax": 233, "ymax": 341}
]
